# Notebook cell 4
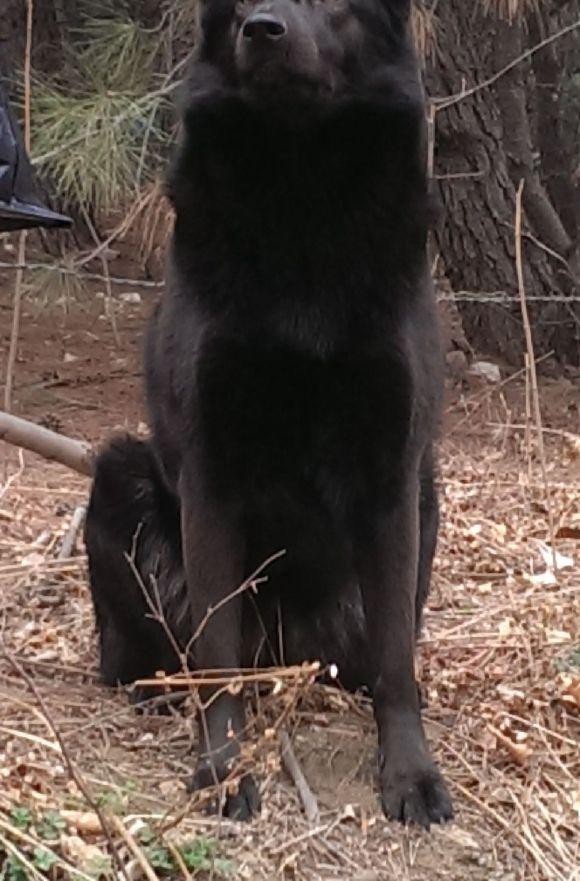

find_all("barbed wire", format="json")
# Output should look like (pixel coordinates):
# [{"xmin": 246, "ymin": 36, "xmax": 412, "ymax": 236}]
[
  {"xmin": 1, "ymin": 261, "xmax": 580, "ymax": 304},
  {"xmin": 0, "ymin": 260, "xmax": 165, "ymax": 288},
  {"xmin": 440, "ymin": 291, "xmax": 580, "ymax": 305}
]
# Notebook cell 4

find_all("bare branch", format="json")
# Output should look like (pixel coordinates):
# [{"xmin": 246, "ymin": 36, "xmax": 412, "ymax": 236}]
[
  {"xmin": 58, "ymin": 505, "xmax": 87, "ymax": 559},
  {"xmin": 514, "ymin": 181, "xmax": 558, "ymax": 572},
  {"xmin": 433, "ymin": 17, "xmax": 580, "ymax": 111},
  {"xmin": 0, "ymin": 411, "xmax": 94, "ymax": 476},
  {"xmin": 279, "ymin": 728, "xmax": 320, "ymax": 823}
]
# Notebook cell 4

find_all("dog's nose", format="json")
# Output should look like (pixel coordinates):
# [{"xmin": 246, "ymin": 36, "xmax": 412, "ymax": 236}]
[{"xmin": 242, "ymin": 13, "xmax": 287, "ymax": 41}]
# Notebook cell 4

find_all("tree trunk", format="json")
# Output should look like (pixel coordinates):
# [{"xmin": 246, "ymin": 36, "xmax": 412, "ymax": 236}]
[
  {"xmin": 426, "ymin": 0, "xmax": 580, "ymax": 366},
  {"xmin": 0, "ymin": 0, "xmax": 25, "ymax": 84}
]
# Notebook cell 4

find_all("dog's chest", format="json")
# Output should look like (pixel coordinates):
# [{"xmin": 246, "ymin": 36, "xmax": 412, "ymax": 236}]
[{"xmin": 195, "ymin": 339, "xmax": 413, "ymax": 499}]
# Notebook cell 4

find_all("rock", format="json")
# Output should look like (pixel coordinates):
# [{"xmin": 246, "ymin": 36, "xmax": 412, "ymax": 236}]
[
  {"xmin": 469, "ymin": 360, "xmax": 501, "ymax": 383},
  {"xmin": 120, "ymin": 291, "xmax": 142, "ymax": 304}
]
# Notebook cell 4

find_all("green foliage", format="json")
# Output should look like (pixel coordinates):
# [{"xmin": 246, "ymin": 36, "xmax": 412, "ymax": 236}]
[
  {"xmin": 79, "ymin": 850, "xmax": 112, "ymax": 879},
  {"xmin": 8, "ymin": 809, "xmax": 32, "ymax": 832},
  {"xmin": 36, "ymin": 810, "xmax": 66, "ymax": 841},
  {"xmin": 28, "ymin": 7, "xmax": 175, "ymax": 214},
  {"xmin": 75, "ymin": 17, "xmax": 157, "ymax": 91},
  {"xmin": 31, "ymin": 78, "xmax": 169, "ymax": 214},
  {"xmin": 137, "ymin": 826, "xmax": 233, "ymax": 877},
  {"xmin": 93, "ymin": 779, "xmax": 137, "ymax": 815},
  {"xmin": 32, "ymin": 847, "xmax": 58, "ymax": 872},
  {"xmin": 145, "ymin": 844, "xmax": 175, "ymax": 872},
  {"xmin": 1, "ymin": 855, "xmax": 28, "ymax": 881},
  {"xmin": 180, "ymin": 838, "xmax": 233, "ymax": 874},
  {"xmin": 556, "ymin": 644, "xmax": 580, "ymax": 672}
]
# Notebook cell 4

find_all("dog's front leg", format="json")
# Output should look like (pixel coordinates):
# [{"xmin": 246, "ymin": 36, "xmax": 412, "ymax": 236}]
[
  {"xmin": 180, "ymin": 470, "xmax": 260, "ymax": 820},
  {"xmin": 357, "ymin": 472, "xmax": 452, "ymax": 829}
]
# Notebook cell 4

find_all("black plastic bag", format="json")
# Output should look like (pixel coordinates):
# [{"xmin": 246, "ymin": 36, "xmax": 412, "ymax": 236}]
[{"xmin": 0, "ymin": 85, "xmax": 71, "ymax": 232}]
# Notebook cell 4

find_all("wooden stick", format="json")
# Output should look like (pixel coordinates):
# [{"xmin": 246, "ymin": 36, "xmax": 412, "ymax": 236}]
[
  {"xmin": 0, "ymin": 411, "xmax": 94, "ymax": 476},
  {"xmin": 58, "ymin": 504, "xmax": 87, "ymax": 558},
  {"xmin": 514, "ymin": 181, "xmax": 558, "ymax": 573},
  {"xmin": 112, "ymin": 817, "xmax": 159, "ymax": 881},
  {"xmin": 279, "ymin": 728, "xmax": 320, "ymax": 824}
]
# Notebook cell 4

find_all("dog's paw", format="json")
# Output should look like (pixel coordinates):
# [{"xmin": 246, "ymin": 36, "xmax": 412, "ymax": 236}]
[{"xmin": 380, "ymin": 764, "xmax": 453, "ymax": 829}]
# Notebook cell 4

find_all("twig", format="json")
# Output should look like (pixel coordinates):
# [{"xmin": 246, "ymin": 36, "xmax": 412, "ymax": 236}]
[
  {"xmin": 350, "ymin": 874, "xmax": 380, "ymax": 881},
  {"xmin": 74, "ymin": 189, "xmax": 155, "ymax": 268},
  {"xmin": 58, "ymin": 504, "xmax": 87, "ymax": 559},
  {"xmin": 514, "ymin": 180, "xmax": 558, "ymax": 572},
  {"xmin": 433, "ymin": 18, "xmax": 580, "ymax": 111},
  {"xmin": 185, "ymin": 549, "xmax": 287, "ymax": 658},
  {"xmin": 524, "ymin": 352, "xmax": 533, "ymax": 489},
  {"xmin": 279, "ymin": 728, "xmax": 320, "ymax": 823},
  {"xmin": 0, "ymin": 644, "xmax": 131, "ymax": 881},
  {"xmin": 112, "ymin": 817, "xmax": 159, "ymax": 881},
  {"xmin": 3, "ymin": 0, "xmax": 33, "ymax": 414},
  {"xmin": 135, "ymin": 663, "xmax": 321, "ymax": 690},
  {"xmin": 0, "ymin": 448, "xmax": 25, "ymax": 502},
  {"xmin": 487, "ymin": 422, "xmax": 579, "ymax": 440},
  {"xmin": 164, "ymin": 839, "xmax": 194, "ymax": 881},
  {"xmin": 80, "ymin": 206, "xmax": 120, "ymax": 346}
]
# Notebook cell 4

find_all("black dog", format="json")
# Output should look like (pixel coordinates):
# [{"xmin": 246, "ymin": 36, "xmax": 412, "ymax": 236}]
[{"xmin": 87, "ymin": 0, "xmax": 452, "ymax": 827}]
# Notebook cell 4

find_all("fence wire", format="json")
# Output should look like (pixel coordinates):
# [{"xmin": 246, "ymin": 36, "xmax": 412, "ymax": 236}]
[{"xmin": 1, "ymin": 260, "xmax": 580, "ymax": 306}]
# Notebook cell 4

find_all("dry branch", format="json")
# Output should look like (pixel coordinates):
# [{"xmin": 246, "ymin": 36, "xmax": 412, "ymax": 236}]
[
  {"xmin": 433, "ymin": 17, "xmax": 580, "ymax": 112},
  {"xmin": 514, "ymin": 181, "xmax": 558, "ymax": 569},
  {"xmin": 0, "ymin": 411, "xmax": 94, "ymax": 476},
  {"xmin": 58, "ymin": 504, "xmax": 87, "ymax": 558},
  {"xmin": 279, "ymin": 728, "xmax": 320, "ymax": 823}
]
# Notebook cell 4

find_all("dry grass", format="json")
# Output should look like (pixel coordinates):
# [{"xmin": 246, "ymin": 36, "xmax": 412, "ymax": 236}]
[{"xmin": 0, "ymin": 385, "xmax": 579, "ymax": 880}]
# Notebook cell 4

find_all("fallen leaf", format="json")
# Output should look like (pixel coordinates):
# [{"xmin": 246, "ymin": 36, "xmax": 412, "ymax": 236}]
[
  {"xmin": 488, "ymin": 725, "xmax": 533, "ymax": 766},
  {"xmin": 498, "ymin": 618, "xmax": 511, "ymax": 637},
  {"xmin": 558, "ymin": 674, "xmax": 580, "ymax": 709},
  {"xmin": 61, "ymin": 834, "xmax": 111, "ymax": 875},
  {"xmin": 555, "ymin": 526, "xmax": 580, "ymax": 540},
  {"xmin": 60, "ymin": 810, "xmax": 103, "ymax": 835},
  {"xmin": 537, "ymin": 543, "xmax": 574, "ymax": 571}
]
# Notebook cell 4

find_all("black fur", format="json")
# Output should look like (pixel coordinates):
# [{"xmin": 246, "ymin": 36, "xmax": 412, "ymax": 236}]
[
  {"xmin": 86, "ymin": 0, "xmax": 452, "ymax": 827},
  {"xmin": 84, "ymin": 436, "xmax": 187, "ymax": 708}
]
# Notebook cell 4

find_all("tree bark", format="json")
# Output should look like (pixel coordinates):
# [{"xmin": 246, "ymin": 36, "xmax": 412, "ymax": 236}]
[
  {"xmin": 426, "ymin": 0, "xmax": 580, "ymax": 365},
  {"xmin": 528, "ymin": 7, "xmax": 578, "ymax": 242}
]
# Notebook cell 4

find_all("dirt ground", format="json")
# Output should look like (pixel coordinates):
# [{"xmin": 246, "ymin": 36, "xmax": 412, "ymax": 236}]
[{"xmin": 0, "ymin": 264, "xmax": 579, "ymax": 881}]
